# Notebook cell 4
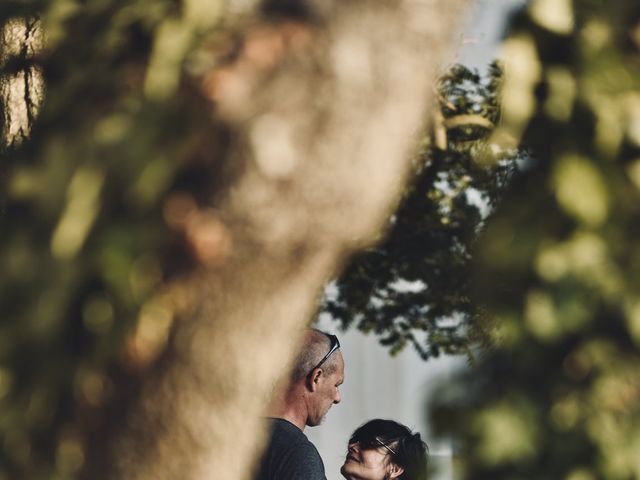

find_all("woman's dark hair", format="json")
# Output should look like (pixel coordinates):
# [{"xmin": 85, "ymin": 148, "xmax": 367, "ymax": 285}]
[{"xmin": 349, "ymin": 419, "xmax": 428, "ymax": 480}]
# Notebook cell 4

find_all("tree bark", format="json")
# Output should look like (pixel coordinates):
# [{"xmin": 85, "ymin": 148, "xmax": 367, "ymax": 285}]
[{"xmin": 106, "ymin": 1, "xmax": 468, "ymax": 478}]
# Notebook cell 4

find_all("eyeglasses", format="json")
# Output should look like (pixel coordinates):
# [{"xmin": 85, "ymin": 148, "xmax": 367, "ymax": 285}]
[
  {"xmin": 308, "ymin": 333, "xmax": 340, "ymax": 374},
  {"xmin": 352, "ymin": 437, "xmax": 397, "ymax": 456}
]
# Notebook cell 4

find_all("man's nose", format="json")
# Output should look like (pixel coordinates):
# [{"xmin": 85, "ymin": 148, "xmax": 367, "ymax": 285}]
[
  {"xmin": 348, "ymin": 443, "xmax": 359, "ymax": 453},
  {"xmin": 334, "ymin": 388, "xmax": 341, "ymax": 404}
]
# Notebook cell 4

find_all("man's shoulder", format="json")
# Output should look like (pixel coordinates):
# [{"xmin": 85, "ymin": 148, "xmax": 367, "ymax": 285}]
[
  {"xmin": 257, "ymin": 418, "xmax": 326, "ymax": 480},
  {"xmin": 269, "ymin": 418, "xmax": 309, "ymax": 442},
  {"xmin": 268, "ymin": 418, "xmax": 321, "ymax": 455}
]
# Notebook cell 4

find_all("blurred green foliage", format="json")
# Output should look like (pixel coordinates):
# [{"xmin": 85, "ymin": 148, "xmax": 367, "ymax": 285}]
[
  {"xmin": 323, "ymin": 63, "xmax": 523, "ymax": 359},
  {"xmin": 0, "ymin": 1, "xmax": 227, "ymax": 478},
  {"xmin": 432, "ymin": 1, "xmax": 640, "ymax": 478}
]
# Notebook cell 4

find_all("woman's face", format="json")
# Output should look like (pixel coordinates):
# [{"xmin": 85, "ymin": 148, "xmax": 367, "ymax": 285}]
[{"xmin": 340, "ymin": 441, "xmax": 402, "ymax": 480}]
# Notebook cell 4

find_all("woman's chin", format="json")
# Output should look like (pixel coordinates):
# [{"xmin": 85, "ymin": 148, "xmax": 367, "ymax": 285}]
[{"xmin": 340, "ymin": 463, "xmax": 352, "ymax": 478}]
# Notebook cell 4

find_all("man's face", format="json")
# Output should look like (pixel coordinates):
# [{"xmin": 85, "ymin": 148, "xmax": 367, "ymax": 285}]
[{"xmin": 307, "ymin": 351, "xmax": 345, "ymax": 427}]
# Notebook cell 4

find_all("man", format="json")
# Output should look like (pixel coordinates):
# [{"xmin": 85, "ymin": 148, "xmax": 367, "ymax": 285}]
[{"xmin": 256, "ymin": 329, "xmax": 345, "ymax": 480}]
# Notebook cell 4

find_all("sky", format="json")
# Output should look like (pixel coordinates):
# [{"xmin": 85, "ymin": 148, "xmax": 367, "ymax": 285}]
[{"xmin": 457, "ymin": 0, "xmax": 527, "ymax": 70}]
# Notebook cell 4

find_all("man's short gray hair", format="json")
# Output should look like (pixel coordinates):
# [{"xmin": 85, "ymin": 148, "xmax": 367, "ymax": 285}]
[{"xmin": 290, "ymin": 329, "xmax": 339, "ymax": 381}]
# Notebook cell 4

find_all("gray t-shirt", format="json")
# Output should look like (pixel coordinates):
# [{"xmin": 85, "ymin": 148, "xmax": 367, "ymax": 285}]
[{"xmin": 255, "ymin": 418, "xmax": 327, "ymax": 480}]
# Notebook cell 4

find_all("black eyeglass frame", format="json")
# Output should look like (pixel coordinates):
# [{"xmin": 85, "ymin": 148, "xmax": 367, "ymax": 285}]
[
  {"xmin": 350, "ymin": 436, "xmax": 398, "ymax": 456},
  {"xmin": 308, "ymin": 333, "xmax": 340, "ymax": 375},
  {"xmin": 371, "ymin": 437, "xmax": 397, "ymax": 456}
]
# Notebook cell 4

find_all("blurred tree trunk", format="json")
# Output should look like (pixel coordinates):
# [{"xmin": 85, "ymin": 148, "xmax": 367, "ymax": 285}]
[{"xmin": 99, "ymin": 1, "xmax": 467, "ymax": 479}]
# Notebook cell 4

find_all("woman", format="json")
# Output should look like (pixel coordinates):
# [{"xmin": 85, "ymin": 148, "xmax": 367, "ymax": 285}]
[{"xmin": 340, "ymin": 419, "xmax": 428, "ymax": 480}]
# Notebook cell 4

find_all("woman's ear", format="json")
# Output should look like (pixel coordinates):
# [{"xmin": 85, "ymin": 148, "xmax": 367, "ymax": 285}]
[{"xmin": 388, "ymin": 463, "xmax": 404, "ymax": 479}]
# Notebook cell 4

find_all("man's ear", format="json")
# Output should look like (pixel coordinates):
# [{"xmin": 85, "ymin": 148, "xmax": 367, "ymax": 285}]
[
  {"xmin": 307, "ymin": 368, "xmax": 322, "ymax": 392},
  {"xmin": 388, "ymin": 464, "xmax": 404, "ymax": 479}
]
